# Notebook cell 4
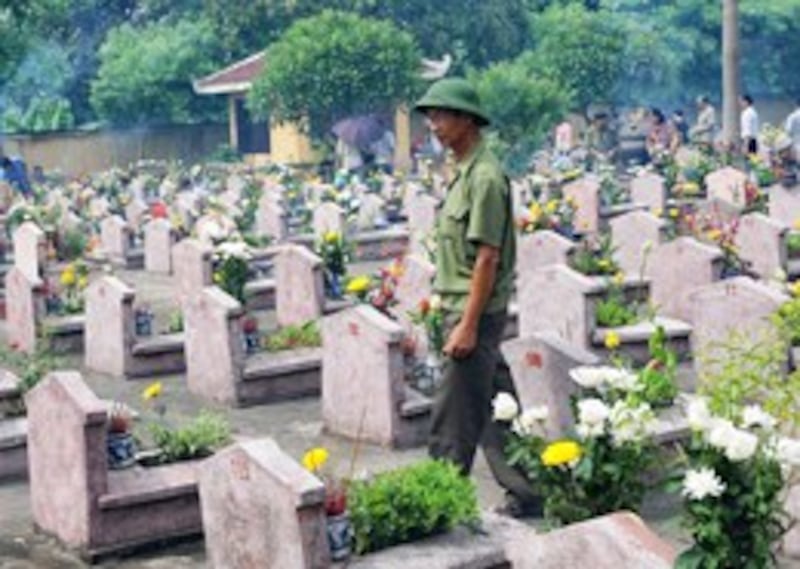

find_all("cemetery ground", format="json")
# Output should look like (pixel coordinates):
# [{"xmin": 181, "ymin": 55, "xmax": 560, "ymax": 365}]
[{"xmin": 0, "ymin": 266, "xmax": 688, "ymax": 567}]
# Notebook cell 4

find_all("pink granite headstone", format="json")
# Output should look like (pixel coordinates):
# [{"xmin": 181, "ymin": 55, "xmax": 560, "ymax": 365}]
[
  {"xmin": 563, "ymin": 175, "xmax": 601, "ymax": 234},
  {"xmin": 502, "ymin": 333, "xmax": 600, "ymax": 438},
  {"xmin": 610, "ymin": 211, "xmax": 666, "ymax": 276},
  {"xmin": 647, "ymin": 237, "xmax": 724, "ymax": 323},
  {"xmin": 516, "ymin": 230, "xmax": 575, "ymax": 276},
  {"xmin": 705, "ymin": 166, "xmax": 748, "ymax": 209},
  {"xmin": 100, "ymin": 215, "xmax": 130, "ymax": 263},
  {"xmin": 84, "ymin": 276, "xmax": 135, "ymax": 378},
  {"xmin": 275, "ymin": 244, "xmax": 325, "ymax": 327},
  {"xmin": 735, "ymin": 212, "xmax": 788, "ymax": 278},
  {"xmin": 629, "ymin": 172, "xmax": 666, "ymax": 213},
  {"xmin": 256, "ymin": 194, "xmax": 288, "ymax": 241},
  {"xmin": 5, "ymin": 265, "xmax": 44, "ymax": 353},
  {"xmin": 185, "ymin": 286, "xmax": 244, "ymax": 404},
  {"xmin": 172, "ymin": 238, "xmax": 213, "ymax": 305},
  {"xmin": 406, "ymin": 193, "xmax": 439, "ymax": 255},
  {"xmin": 357, "ymin": 193, "xmax": 386, "ymax": 230},
  {"xmin": 12, "ymin": 221, "xmax": 46, "ymax": 280},
  {"xmin": 200, "ymin": 438, "xmax": 330, "ymax": 569},
  {"xmin": 144, "ymin": 218, "xmax": 175, "ymax": 274},
  {"xmin": 124, "ymin": 199, "xmax": 148, "ymax": 228},
  {"xmin": 768, "ymin": 184, "xmax": 800, "ymax": 227},
  {"xmin": 313, "ymin": 202, "xmax": 346, "ymax": 237},
  {"xmin": 25, "ymin": 371, "xmax": 108, "ymax": 549},
  {"xmin": 322, "ymin": 305, "xmax": 413, "ymax": 446},
  {"xmin": 394, "ymin": 254, "xmax": 435, "ymax": 318}
]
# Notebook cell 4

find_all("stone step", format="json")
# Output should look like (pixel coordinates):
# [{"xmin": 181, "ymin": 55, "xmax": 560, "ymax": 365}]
[
  {"xmin": 0, "ymin": 370, "xmax": 20, "ymax": 401},
  {"xmin": 239, "ymin": 347, "xmax": 322, "ymax": 405},
  {"xmin": 99, "ymin": 460, "xmax": 200, "ymax": 511},
  {"xmin": 0, "ymin": 416, "xmax": 28, "ymax": 480},
  {"xmin": 591, "ymin": 316, "xmax": 693, "ymax": 364},
  {"xmin": 131, "ymin": 333, "xmax": 184, "ymax": 357},
  {"xmin": 788, "ymin": 258, "xmax": 800, "ymax": 279},
  {"xmin": 244, "ymin": 277, "xmax": 276, "ymax": 311},
  {"xmin": 399, "ymin": 386, "xmax": 432, "ymax": 419}
]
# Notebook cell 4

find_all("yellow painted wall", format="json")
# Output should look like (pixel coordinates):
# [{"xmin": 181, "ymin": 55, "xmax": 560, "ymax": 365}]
[
  {"xmin": 394, "ymin": 105, "xmax": 412, "ymax": 172},
  {"xmin": 269, "ymin": 120, "xmax": 314, "ymax": 164}
]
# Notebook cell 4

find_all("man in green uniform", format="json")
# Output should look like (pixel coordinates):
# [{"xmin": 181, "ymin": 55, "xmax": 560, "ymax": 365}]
[{"xmin": 415, "ymin": 78, "xmax": 540, "ymax": 517}]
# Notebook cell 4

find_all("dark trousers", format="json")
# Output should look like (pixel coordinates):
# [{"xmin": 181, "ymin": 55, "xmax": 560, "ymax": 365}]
[{"xmin": 428, "ymin": 311, "xmax": 537, "ymax": 503}]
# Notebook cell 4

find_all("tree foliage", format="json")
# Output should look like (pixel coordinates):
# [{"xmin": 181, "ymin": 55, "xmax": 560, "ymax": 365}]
[
  {"xmin": 472, "ymin": 55, "xmax": 572, "ymax": 175},
  {"xmin": 248, "ymin": 10, "xmax": 420, "ymax": 139},
  {"xmin": 90, "ymin": 18, "xmax": 223, "ymax": 126}
]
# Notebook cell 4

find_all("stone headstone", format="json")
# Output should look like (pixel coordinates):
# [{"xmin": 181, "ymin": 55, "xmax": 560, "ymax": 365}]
[
  {"xmin": 516, "ymin": 230, "xmax": 575, "ymax": 276},
  {"xmin": 517, "ymin": 265, "xmax": 596, "ymax": 350},
  {"xmin": 185, "ymin": 287, "xmax": 244, "ymax": 405},
  {"xmin": 705, "ymin": 166, "xmax": 748, "ymax": 209},
  {"xmin": 406, "ymin": 193, "xmax": 438, "ymax": 255},
  {"xmin": 563, "ymin": 175, "xmax": 601, "ymax": 234},
  {"xmin": 357, "ymin": 193, "xmax": 386, "ymax": 230},
  {"xmin": 275, "ymin": 244, "xmax": 324, "ymax": 327},
  {"xmin": 610, "ymin": 211, "xmax": 666, "ymax": 276},
  {"xmin": 629, "ymin": 172, "xmax": 666, "ymax": 213},
  {"xmin": 323, "ymin": 305, "xmax": 426, "ymax": 447},
  {"xmin": 256, "ymin": 194, "xmax": 288, "ymax": 241},
  {"xmin": 172, "ymin": 238, "xmax": 213, "ymax": 304},
  {"xmin": 200, "ymin": 438, "xmax": 329, "ymax": 569},
  {"xmin": 100, "ymin": 215, "xmax": 130, "ymax": 262},
  {"xmin": 768, "ymin": 184, "xmax": 800, "ymax": 228},
  {"xmin": 782, "ymin": 484, "xmax": 800, "ymax": 559},
  {"xmin": 506, "ymin": 512, "xmax": 676, "ymax": 569},
  {"xmin": 690, "ymin": 277, "xmax": 788, "ymax": 373},
  {"xmin": 5, "ymin": 266, "xmax": 43, "ymax": 353},
  {"xmin": 84, "ymin": 276, "xmax": 135, "ymax": 378},
  {"xmin": 88, "ymin": 196, "xmax": 110, "ymax": 219},
  {"xmin": 735, "ymin": 212, "xmax": 788, "ymax": 279},
  {"xmin": 12, "ymin": 221, "xmax": 46, "ymax": 280},
  {"xmin": 144, "ymin": 218, "xmax": 175, "ymax": 274},
  {"xmin": 226, "ymin": 175, "xmax": 246, "ymax": 198},
  {"xmin": 124, "ymin": 198, "xmax": 149, "ymax": 228},
  {"xmin": 647, "ymin": 237, "xmax": 724, "ymax": 323},
  {"xmin": 313, "ymin": 202, "xmax": 346, "ymax": 237},
  {"xmin": 394, "ymin": 254, "xmax": 435, "ymax": 318},
  {"xmin": 25, "ymin": 371, "xmax": 108, "ymax": 549},
  {"xmin": 502, "ymin": 333, "xmax": 600, "ymax": 438}
]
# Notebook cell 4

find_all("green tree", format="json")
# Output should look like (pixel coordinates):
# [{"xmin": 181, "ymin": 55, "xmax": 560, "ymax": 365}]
[
  {"xmin": 90, "ymin": 18, "xmax": 224, "ymax": 126},
  {"xmin": 472, "ymin": 54, "xmax": 572, "ymax": 175},
  {"xmin": 248, "ymin": 10, "xmax": 420, "ymax": 140},
  {"xmin": 529, "ymin": 4, "xmax": 627, "ymax": 110}
]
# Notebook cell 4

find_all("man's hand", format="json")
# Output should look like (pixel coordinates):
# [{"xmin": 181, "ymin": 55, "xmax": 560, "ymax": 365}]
[{"xmin": 443, "ymin": 320, "xmax": 478, "ymax": 359}]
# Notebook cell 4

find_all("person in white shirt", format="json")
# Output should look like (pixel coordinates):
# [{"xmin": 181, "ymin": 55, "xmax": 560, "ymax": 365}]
[
  {"xmin": 785, "ymin": 98, "xmax": 800, "ymax": 162},
  {"xmin": 739, "ymin": 94, "xmax": 759, "ymax": 155}
]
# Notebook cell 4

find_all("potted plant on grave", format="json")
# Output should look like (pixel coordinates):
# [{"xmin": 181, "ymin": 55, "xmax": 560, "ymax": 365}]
[
  {"xmin": 301, "ymin": 447, "xmax": 353, "ymax": 562},
  {"xmin": 344, "ymin": 274, "xmax": 373, "ymax": 303},
  {"xmin": 598, "ymin": 167, "xmax": 629, "ymax": 209},
  {"xmin": 0, "ymin": 342, "xmax": 59, "ymax": 417},
  {"xmin": 315, "ymin": 231, "xmax": 351, "ymax": 299},
  {"xmin": 212, "ymin": 239, "xmax": 252, "ymax": 304},
  {"xmin": 107, "ymin": 401, "xmax": 137, "ymax": 470},
  {"xmin": 241, "ymin": 315, "xmax": 261, "ymax": 354},
  {"xmin": 686, "ymin": 212, "xmax": 749, "ymax": 279},
  {"xmin": 348, "ymin": 460, "xmax": 480, "ymax": 555},
  {"xmin": 56, "ymin": 261, "xmax": 89, "ymax": 315},
  {"xmin": 569, "ymin": 233, "xmax": 620, "ymax": 277},
  {"xmin": 408, "ymin": 295, "xmax": 444, "ymax": 394},
  {"xmin": 594, "ymin": 271, "xmax": 642, "ymax": 329},
  {"xmin": 494, "ymin": 366, "xmax": 658, "ymax": 527},
  {"xmin": 134, "ymin": 304, "xmax": 154, "ymax": 337}
]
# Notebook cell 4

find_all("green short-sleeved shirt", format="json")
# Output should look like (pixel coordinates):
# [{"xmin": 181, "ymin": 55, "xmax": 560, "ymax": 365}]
[{"xmin": 434, "ymin": 139, "xmax": 516, "ymax": 314}]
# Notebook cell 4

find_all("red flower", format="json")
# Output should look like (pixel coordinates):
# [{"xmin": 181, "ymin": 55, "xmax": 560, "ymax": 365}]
[
  {"xmin": 242, "ymin": 317, "xmax": 258, "ymax": 334},
  {"xmin": 418, "ymin": 298, "xmax": 430, "ymax": 315},
  {"xmin": 151, "ymin": 202, "xmax": 168, "ymax": 219}
]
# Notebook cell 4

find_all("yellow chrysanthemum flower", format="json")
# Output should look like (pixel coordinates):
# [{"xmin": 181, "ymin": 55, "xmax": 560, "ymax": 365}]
[
  {"xmin": 324, "ymin": 231, "xmax": 340, "ymax": 244},
  {"xmin": 541, "ymin": 440, "xmax": 582, "ymax": 467},
  {"xmin": 302, "ymin": 447, "xmax": 329, "ymax": 473},
  {"xmin": 612, "ymin": 271, "xmax": 625, "ymax": 286},
  {"xmin": 652, "ymin": 207, "xmax": 663, "ymax": 218},
  {"xmin": 345, "ymin": 275, "xmax": 372, "ymax": 294},
  {"xmin": 789, "ymin": 281, "xmax": 800, "ymax": 298},
  {"xmin": 604, "ymin": 330, "xmax": 621, "ymax": 350},
  {"xmin": 683, "ymin": 182, "xmax": 700, "ymax": 195},
  {"xmin": 545, "ymin": 200, "xmax": 558, "ymax": 214},
  {"xmin": 77, "ymin": 275, "xmax": 89, "ymax": 290},
  {"xmin": 142, "ymin": 381, "xmax": 162, "ymax": 401},
  {"xmin": 669, "ymin": 208, "xmax": 680, "ymax": 219},
  {"xmin": 793, "ymin": 219, "xmax": 800, "ymax": 231},
  {"xmin": 706, "ymin": 229, "xmax": 722, "ymax": 242},
  {"xmin": 528, "ymin": 202, "xmax": 543, "ymax": 221},
  {"xmin": 60, "ymin": 266, "xmax": 76, "ymax": 287}
]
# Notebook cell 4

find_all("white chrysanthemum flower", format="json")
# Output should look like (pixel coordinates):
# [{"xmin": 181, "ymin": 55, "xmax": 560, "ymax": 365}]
[
  {"xmin": 724, "ymin": 428, "xmax": 759, "ymax": 462},
  {"xmin": 706, "ymin": 418, "xmax": 736, "ymax": 450},
  {"xmin": 429, "ymin": 294, "xmax": 442, "ymax": 311},
  {"xmin": 511, "ymin": 406, "xmax": 548, "ymax": 437},
  {"xmin": 569, "ymin": 366, "xmax": 612, "ymax": 390},
  {"xmin": 576, "ymin": 421, "xmax": 605, "ymax": 439},
  {"xmin": 577, "ymin": 398, "xmax": 610, "ymax": 427},
  {"xmin": 741, "ymin": 405, "xmax": 777, "ymax": 431},
  {"xmin": 609, "ymin": 401, "xmax": 656, "ymax": 445},
  {"xmin": 492, "ymin": 392, "xmax": 519, "ymax": 422},
  {"xmin": 605, "ymin": 368, "xmax": 640, "ymax": 392},
  {"xmin": 216, "ymin": 240, "xmax": 252, "ymax": 261},
  {"xmin": 686, "ymin": 397, "xmax": 713, "ymax": 432},
  {"xmin": 682, "ymin": 467, "xmax": 726, "ymax": 500}
]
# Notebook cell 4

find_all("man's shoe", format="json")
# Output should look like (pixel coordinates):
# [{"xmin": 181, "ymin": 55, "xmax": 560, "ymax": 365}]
[{"xmin": 494, "ymin": 494, "xmax": 543, "ymax": 519}]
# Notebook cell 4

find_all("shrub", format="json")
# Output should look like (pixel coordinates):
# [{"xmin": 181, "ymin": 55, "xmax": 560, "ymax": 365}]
[
  {"xmin": 348, "ymin": 459, "xmax": 479, "ymax": 554},
  {"xmin": 148, "ymin": 411, "xmax": 231, "ymax": 464},
  {"xmin": 263, "ymin": 321, "xmax": 321, "ymax": 352}
]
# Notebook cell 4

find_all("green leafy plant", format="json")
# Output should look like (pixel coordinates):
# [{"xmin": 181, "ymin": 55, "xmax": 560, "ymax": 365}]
[
  {"xmin": 57, "ymin": 228, "xmax": 88, "ymax": 261},
  {"xmin": 315, "ymin": 231, "xmax": 351, "ymax": 298},
  {"xmin": 771, "ymin": 297, "xmax": 800, "ymax": 347},
  {"xmin": 0, "ymin": 341, "xmax": 59, "ymax": 416},
  {"xmin": 787, "ymin": 233, "xmax": 800, "ymax": 257},
  {"xmin": 212, "ymin": 241, "xmax": 252, "ymax": 304},
  {"xmin": 263, "ymin": 321, "xmax": 321, "ymax": 352},
  {"xmin": 348, "ymin": 459, "xmax": 479, "ymax": 554},
  {"xmin": 595, "ymin": 288, "xmax": 638, "ymax": 328},
  {"xmin": 569, "ymin": 233, "xmax": 619, "ymax": 276},
  {"xmin": 407, "ymin": 296, "xmax": 444, "ymax": 356},
  {"xmin": 148, "ymin": 411, "xmax": 231, "ymax": 464},
  {"xmin": 636, "ymin": 325, "xmax": 679, "ymax": 407},
  {"xmin": 166, "ymin": 310, "xmax": 184, "ymax": 334}
]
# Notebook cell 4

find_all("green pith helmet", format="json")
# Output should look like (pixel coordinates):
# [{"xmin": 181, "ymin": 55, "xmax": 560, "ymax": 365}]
[{"xmin": 414, "ymin": 77, "xmax": 491, "ymax": 127}]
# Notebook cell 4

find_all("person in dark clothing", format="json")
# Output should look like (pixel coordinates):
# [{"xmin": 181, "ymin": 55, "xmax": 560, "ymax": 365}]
[{"xmin": 0, "ymin": 154, "xmax": 32, "ymax": 196}]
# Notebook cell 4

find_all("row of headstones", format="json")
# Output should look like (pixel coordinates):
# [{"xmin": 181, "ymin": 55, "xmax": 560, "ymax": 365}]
[{"xmin": 25, "ymin": 370, "xmax": 678, "ymax": 568}]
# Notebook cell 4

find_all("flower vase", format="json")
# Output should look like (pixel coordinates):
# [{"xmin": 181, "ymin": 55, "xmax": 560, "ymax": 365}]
[
  {"xmin": 107, "ymin": 431, "xmax": 137, "ymax": 470},
  {"xmin": 45, "ymin": 295, "xmax": 63, "ymax": 315},
  {"xmin": 134, "ymin": 311, "xmax": 153, "ymax": 336},
  {"xmin": 326, "ymin": 272, "xmax": 343, "ymax": 300},
  {"xmin": 326, "ymin": 512, "xmax": 353, "ymax": 562},
  {"xmin": 243, "ymin": 332, "xmax": 260, "ymax": 354},
  {"xmin": 426, "ymin": 353, "xmax": 443, "ymax": 391}
]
